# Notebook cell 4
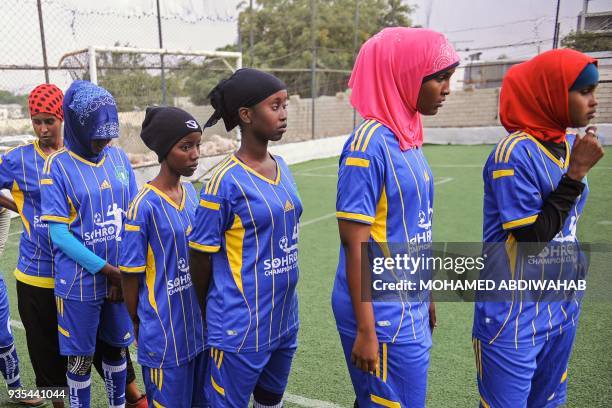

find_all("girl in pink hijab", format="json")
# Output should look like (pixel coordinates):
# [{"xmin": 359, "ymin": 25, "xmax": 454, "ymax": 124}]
[{"xmin": 331, "ymin": 27, "xmax": 459, "ymax": 407}]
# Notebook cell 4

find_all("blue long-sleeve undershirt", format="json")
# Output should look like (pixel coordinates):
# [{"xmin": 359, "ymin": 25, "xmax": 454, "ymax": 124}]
[{"xmin": 48, "ymin": 222, "xmax": 106, "ymax": 274}]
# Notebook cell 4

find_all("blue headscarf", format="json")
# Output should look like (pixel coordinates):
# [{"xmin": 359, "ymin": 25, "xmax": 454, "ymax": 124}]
[
  {"xmin": 63, "ymin": 80, "xmax": 119, "ymax": 162},
  {"xmin": 570, "ymin": 63, "xmax": 599, "ymax": 91}
]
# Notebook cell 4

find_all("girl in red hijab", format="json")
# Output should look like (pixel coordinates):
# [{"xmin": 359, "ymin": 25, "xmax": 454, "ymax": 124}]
[
  {"xmin": 473, "ymin": 48, "xmax": 604, "ymax": 408},
  {"xmin": 332, "ymin": 27, "xmax": 459, "ymax": 408}
]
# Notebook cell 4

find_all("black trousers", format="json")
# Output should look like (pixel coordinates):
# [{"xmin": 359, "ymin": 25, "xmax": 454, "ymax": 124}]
[{"xmin": 16, "ymin": 280, "xmax": 137, "ymax": 387}]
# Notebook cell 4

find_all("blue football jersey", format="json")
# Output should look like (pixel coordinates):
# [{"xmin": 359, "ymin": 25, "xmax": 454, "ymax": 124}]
[
  {"xmin": 0, "ymin": 141, "xmax": 55, "ymax": 288},
  {"xmin": 473, "ymin": 132, "xmax": 588, "ymax": 348},
  {"xmin": 40, "ymin": 145, "xmax": 137, "ymax": 301},
  {"xmin": 189, "ymin": 154, "xmax": 302, "ymax": 353},
  {"xmin": 332, "ymin": 119, "xmax": 434, "ymax": 344},
  {"xmin": 119, "ymin": 182, "xmax": 204, "ymax": 368}
]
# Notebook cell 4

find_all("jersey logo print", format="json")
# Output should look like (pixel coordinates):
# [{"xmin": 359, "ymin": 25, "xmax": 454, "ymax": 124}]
[
  {"xmin": 89, "ymin": 203, "xmax": 125, "ymax": 243},
  {"xmin": 185, "ymin": 119, "xmax": 199, "ymax": 129},
  {"xmin": 100, "ymin": 179, "xmax": 111, "ymax": 190},
  {"xmin": 284, "ymin": 200, "xmax": 294, "ymax": 212}
]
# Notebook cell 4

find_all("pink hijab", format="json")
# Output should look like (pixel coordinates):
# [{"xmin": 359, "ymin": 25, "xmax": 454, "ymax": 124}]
[{"xmin": 349, "ymin": 27, "xmax": 459, "ymax": 150}]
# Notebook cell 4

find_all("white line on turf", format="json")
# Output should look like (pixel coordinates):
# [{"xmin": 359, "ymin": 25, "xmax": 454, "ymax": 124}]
[
  {"xmin": 597, "ymin": 220, "xmax": 612, "ymax": 226},
  {"xmin": 301, "ymin": 177, "xmax": 454, "ymax": 227},
  {"xmin": 284, "ymin": 393, "xmax": 345, "ymax": 408},
  {"xmin": 10, "ymin": 319, "xmax": 24, "ymax": 330},
  {"xmin": 301, "ymin": 213, "xmax": 336, "ymax": 227}
]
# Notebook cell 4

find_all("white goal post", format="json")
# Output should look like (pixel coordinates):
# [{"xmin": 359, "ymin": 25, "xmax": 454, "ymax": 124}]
[{"xmin": 58, "ymin": 45, "xmax": 242, "ymax": 85}]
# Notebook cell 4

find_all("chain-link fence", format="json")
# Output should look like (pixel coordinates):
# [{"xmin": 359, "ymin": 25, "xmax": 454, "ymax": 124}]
[
  {"xmin": 4, "ymin": 1, "xmax": 609, "ymax": 161},
  {"xmin": 0, "ymin": 0, "xmax": 362, "ymax": 162}
]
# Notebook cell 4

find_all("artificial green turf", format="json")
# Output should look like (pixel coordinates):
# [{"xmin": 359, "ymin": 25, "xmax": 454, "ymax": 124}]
[{"xmin": 0, "ymin": 145, "xmax": 610, "ymax": 407}]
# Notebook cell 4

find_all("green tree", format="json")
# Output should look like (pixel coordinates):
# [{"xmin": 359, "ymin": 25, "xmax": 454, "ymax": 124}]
[
  {"xmin": 561, "ymin": 31, "xmax": 612, "ymax": 53},
  {"xmin": 185, "ymin": 0, "xmax": 414, "ymax": 101},
  {"xmin": 0, "ymin": 90, "xmax": 28, "ymax": 114}
]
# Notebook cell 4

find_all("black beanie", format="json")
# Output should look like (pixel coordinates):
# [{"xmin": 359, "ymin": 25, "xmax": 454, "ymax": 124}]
[{"xmin": 140, "ymin": 106, "xmax": 202, "ymax": 161}]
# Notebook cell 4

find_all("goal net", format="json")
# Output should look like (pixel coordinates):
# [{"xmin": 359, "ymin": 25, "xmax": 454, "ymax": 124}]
[{"xmin": 58, "ymin": 46, "xmax": 242, "ymax": 168}]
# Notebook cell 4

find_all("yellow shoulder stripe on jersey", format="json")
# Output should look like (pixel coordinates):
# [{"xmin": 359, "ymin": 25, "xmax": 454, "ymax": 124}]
[
  {"xmin": 492, "ymin": 169, "xmax": 515, "ymax": 179},
  {"xmin": 353, "ymin": 120, "xmax": 376, "ymax": 151},
  {"xmin": 350, "ymin": 120, "xmax": 374, "ymax": 151},
  {"xmin": 345, "ymin": 157, "xmax": 370, "ymax": 168},
  {"xmin": 124, "ymin": 223, "xmax": 140, "ymax": 232},
  {"xmin": 130, "ymin": 188, "xmax": 151, "ymax": 220},
  {"xmin": 200, "ymin": 199, "xmax": 221, "ymax": 210},
  {"xmin": 188, "ymin": 241, "xmax": 221, "ymax": 253},
  {"xmin": 359, "ymin": 122, "xmax": 383, "ymax": 152},
  {"xmin": 119, "ymin": 265, "xmax": 146, "ymax": 273},
  {"xmin": 205, "ymin": 157, "xmax": 233, "ymax": 195},
  {"xmin": 336, "ymin": 211, "xmax": 375, "ymax": 224},
  {"xmin": 40, "ymin": 178, "xmax": 53, "ymax": 185},
  {"xmin": 43, "ymin": 148, "xmax": 66, "ymax": 174},
  {"xmin": 494, "ymin": 131, "xmax": 522, "ymax": 164},
  {"xmin": 503, "ymin": 136, "xmax": 528, "ymax": 163},
  {"xmin": 370, "ymin": 394, "xmax": 400, "ymax": 408},
  {"xmin": 210, "ymin": 162, "xmax": 237, "ymax": 196},
  {"xmin": 1, "ymin": 144, "xmax": 21, "ymax": 159},
  {"xmin": 502, "ymin": 214, "xmax": 538, "ymax": 230},
  {"xmin": 127, "ymin": 189, "xmax": 147, "ymax": 219}
]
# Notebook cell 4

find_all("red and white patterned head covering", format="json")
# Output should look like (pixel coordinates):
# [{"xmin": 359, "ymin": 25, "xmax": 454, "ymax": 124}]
[{"xmin": 28, "ymin": 83, "xmax": 64, "ymax": 121}]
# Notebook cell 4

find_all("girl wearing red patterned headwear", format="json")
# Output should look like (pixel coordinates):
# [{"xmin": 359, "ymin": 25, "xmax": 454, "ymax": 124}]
[
  {"xmin": 0, "ymin": 84, "xmax": 147, "ymax": 408},
  {"xmin": 0, "ymin": 83, "xmax": 64, "ymax": 407}
]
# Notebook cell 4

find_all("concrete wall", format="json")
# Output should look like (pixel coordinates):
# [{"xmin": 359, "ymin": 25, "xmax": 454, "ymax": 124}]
[{"xmin": 2, "ymin": 83, "xmax": 610, "ymax": 154}]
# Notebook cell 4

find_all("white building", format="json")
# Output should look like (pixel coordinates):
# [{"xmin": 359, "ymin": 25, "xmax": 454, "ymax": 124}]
[{"xmin": 0, "ymin": 104, "xmax": 24, "ymax": 120}]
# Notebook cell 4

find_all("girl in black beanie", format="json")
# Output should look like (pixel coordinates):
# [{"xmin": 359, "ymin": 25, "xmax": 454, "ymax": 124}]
[{"xmin": 119, "ymin": 106, "xmax": 208, "ymax": 407}]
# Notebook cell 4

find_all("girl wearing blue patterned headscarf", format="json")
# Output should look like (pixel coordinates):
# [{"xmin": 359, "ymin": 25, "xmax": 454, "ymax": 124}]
[
  {"xmin": 62, "ymin": 80, "xmax": 120, "ymax": 162},
  {"xmin": 41, "ymin": 81, "xmax": 142, "ymax": 408}
]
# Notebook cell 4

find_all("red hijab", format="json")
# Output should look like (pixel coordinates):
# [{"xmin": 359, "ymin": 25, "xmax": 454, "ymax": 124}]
[
  {"xmin": 500, "ymin": 49, "xmax": 596, "ymax": 143},
  {"xmin": 349, "ymin": 27, "xmax": 459, "ymax": 150}
]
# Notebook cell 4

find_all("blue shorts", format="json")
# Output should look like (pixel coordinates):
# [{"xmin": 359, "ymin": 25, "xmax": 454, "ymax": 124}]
[
  {"xmin": 206, "ymin": 329, "xmax": 298, "ymax": 408},
  {"xmin": 339, "ymin": 333, "xmax": 431, "ymax": 408},
  {"xmin": 0, "ymin": 277, "xmax": 14, "ymax": 348},
  {"xmin": 143, "ymin": 352, "xmax": 208, "ymax": 408},
  {"xmin": 56, "ymin": 297, "xmax": 134, "ymax": 356},
  {"xmin": 474, "ymin": 324, "xmax": 577, "ymax": 408}
]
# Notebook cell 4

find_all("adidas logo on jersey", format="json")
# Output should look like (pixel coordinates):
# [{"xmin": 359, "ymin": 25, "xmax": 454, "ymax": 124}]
[
  {"xmin": 284, "ymin": 200, "xmax": 294, "ymax": 212},
  {"xmin": 100, "ymin": 179, "xmax": 111, "ymax": 190}
]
